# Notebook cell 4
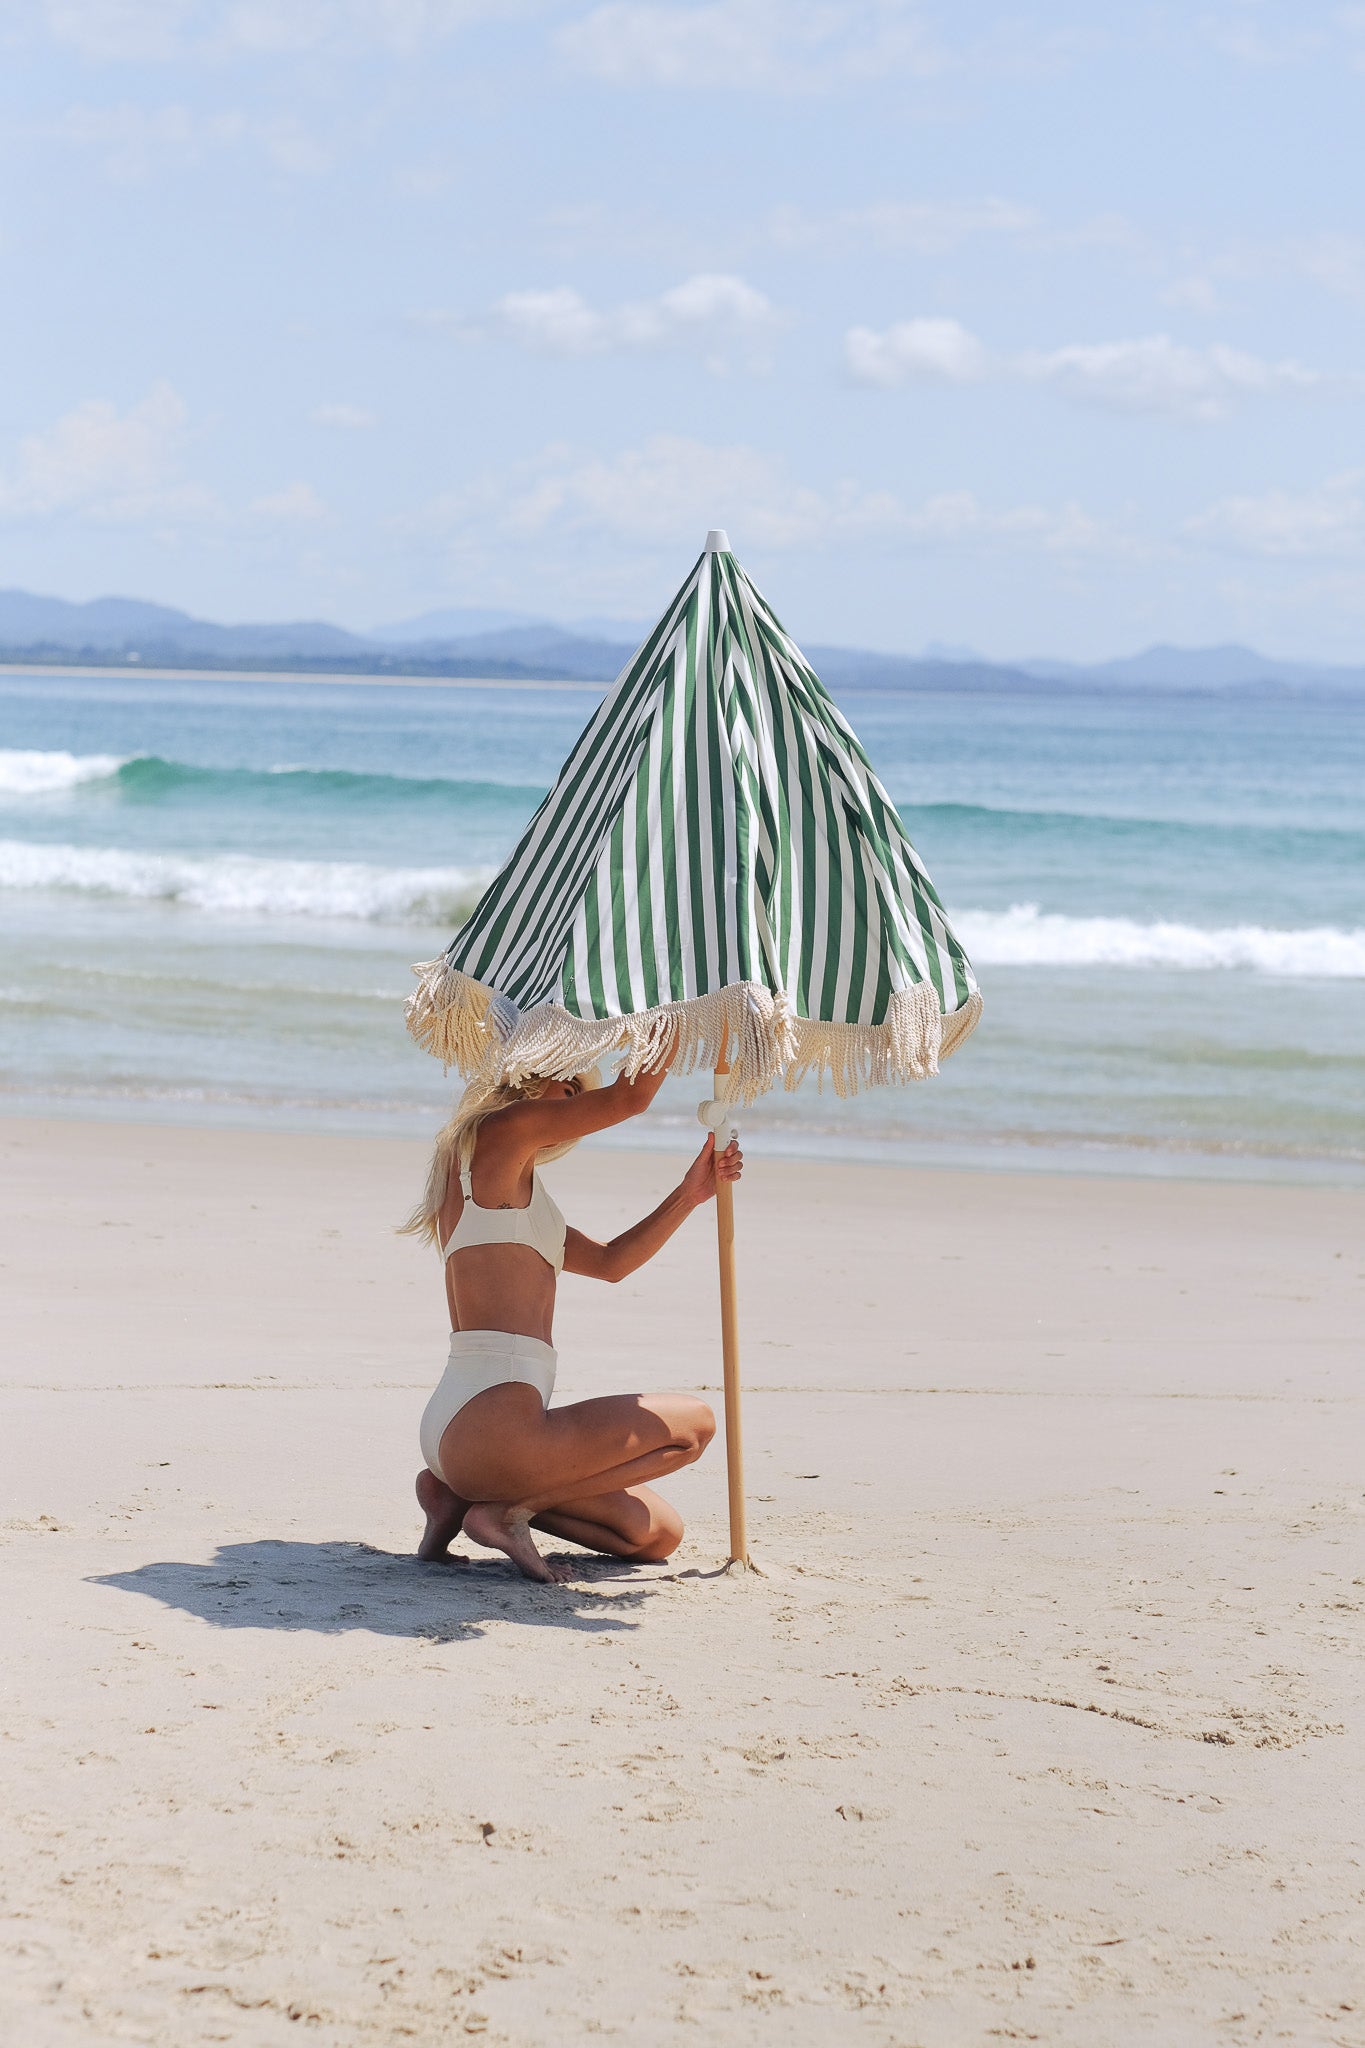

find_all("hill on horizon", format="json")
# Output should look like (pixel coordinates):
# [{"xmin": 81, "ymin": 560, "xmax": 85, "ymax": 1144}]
[{"xmin": 1, "ymin": 586, "xmax": 1361, "ymax": 694}]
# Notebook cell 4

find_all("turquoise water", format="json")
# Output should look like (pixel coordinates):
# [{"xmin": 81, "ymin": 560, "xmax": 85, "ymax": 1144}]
[{"xmin": 1, "ymin": 668, "xmax": 1362, "ymax": 1182}]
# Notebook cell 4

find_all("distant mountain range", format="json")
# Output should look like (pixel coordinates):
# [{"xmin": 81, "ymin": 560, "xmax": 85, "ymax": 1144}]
[
  {"xmin": 2, "ymin": 587, "xmax": 1362, "ymax": 694},
  {"xmin": 1015, "ymin": 643, "xmax": 1365, "ymax": 690}
]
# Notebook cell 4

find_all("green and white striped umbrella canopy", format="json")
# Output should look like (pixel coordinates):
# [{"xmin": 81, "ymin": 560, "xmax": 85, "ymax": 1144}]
[{"xmin": 407, "ymin": 531, "xmax": 981, "ymax": 1103}]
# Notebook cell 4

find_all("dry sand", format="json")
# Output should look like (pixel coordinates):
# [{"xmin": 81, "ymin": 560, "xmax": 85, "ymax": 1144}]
[{"xmin": 1, "ymin": 1115, "xmax": 1361, "ymax": 2047}]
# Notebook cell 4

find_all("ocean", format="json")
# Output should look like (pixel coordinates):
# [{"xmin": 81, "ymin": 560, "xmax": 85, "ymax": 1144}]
[{"xmin": 1, "ymin": 666, "xmax": 1362, "ymax": 1184}]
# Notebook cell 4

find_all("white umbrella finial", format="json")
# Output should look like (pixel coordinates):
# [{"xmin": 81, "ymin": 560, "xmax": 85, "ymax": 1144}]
[{"xmin": 705, "ymin": 528, "xmax": 730, "ymax": 553}]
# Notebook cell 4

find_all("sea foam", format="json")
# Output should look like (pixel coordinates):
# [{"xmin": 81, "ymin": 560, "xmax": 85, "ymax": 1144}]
[
  {"xmin": 0, "ymin": 839, "xmax": 490, "ymax": 923},
  {"xmin": 3, "ymin": 837, "xmax": 1361, "ymax": 973},
  {"xmin": 0, "ymin": 750, "xmax": 127, "ymax": 795},
  {"xmin": 956, "ymin": 903, "xmax": 1365, "ymax": 977}
]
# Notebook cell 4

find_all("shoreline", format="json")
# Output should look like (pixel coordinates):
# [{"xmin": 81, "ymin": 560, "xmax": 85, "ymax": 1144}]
[
  {"xmin": 0, "ymin": 659, "xmax": 607, "ymax": 691},
  {"xmin": 4, "ymin": 1092, "xmax": 1363, "ymax": 1193},
  {"xmin": 6, "ymin": 658, "xmax": 1365, "ymax": 702}
]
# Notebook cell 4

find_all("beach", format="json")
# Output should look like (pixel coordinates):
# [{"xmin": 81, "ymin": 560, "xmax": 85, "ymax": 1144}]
[{"xmin": 3, "ymin": 1113, "xmax": 1361, "ymax": 2046}]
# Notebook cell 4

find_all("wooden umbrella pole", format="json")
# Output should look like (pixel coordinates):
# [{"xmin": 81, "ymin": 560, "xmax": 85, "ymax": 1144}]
[{"xmin": 712, "ymin": 1053, "xmax": 749, "ymax": 1567}]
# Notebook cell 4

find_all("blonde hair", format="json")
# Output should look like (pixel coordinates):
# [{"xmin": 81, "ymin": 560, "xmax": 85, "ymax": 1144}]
[{"xmin": 398, "ymin": 1070, "xmax": 595, "ymax": 1249}]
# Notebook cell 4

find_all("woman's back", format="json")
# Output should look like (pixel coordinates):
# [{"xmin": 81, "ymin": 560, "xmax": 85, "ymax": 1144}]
[
  {"xmin": 441, "ymin": 1158, "xmax": 566, "ymax": 1272},
  {"xmin": 438, "ymin": 1115, "xmax": 564, "ymax": 1343}
]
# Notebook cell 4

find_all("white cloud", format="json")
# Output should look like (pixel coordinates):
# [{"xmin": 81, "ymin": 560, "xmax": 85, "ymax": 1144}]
[
  {"xmin": 40, "ymin": 0, "xmax": 199, "ymax": 62},
  {"xmin": 1197, "ymin": 5, "xmax": 1365, "ymax": 74},
  {"xmin": 219, "ymin": 0, "xmax": 501, "ymax": 54},
  {"xmin": 498, "ymin": 436, "xmax": 836, "ymax": 548},
  {"xmin": 0, "ymin": 382, "xmax": 218, "ymax": 525},
  {"xmin": 311, "ymin": 403, "xmax": 378, "ymax": 430},
  {"xmin": 897, "ymin": 490, "xmax": 1121, "ymax": 555},
  {"xmin": 421, "ymin": 434, "xmax": 1124, "ymax": 560},
  {"xmin": 845, "ymin": 318, "xmax": 1331, "ymax": 418},
  {"xmin": 0, "ymin": 385, "xmax": 329, "ymax": 534},
  {"xmin": 439, "ymin": 273, "xmax": 784, "ymax": 372},
  {"xmin": 559, "ymin": 0, "xmax": 943, "ymax": 91},
  {"xmin": 37, "ymin": 0, "xmax": 503, "ymax": 61},
  {"xmin": 844, "ymin": 315, "xmax": 983, "ymax": 389},
  {"xmin": 1186, "ymin": 473, "xmax": 1365, "ymax": 557},
  {"xmin": 1293, "ymin": 230, "xmax": 1365, "ymax": 305},
  {"xmin": 845, "ymin": 317, "xmax": 988, "ymax": 387},
  {"xmin": 1342, "ymin": 4, "xmax": 1365, "ymax": 66},
  {"xmin": 767, "ymin": 196, "xmax": 1040, "ymax": 254},
  {"xmin": 1023, "ymin": 336, "xmax": 1321, "ymax": 418},
  {"xmin": 538, "ymin": 193, "xmax": 1056, "ymax": 270},
  {"xmin": 1158, "ymin": 229, "xmax": 1365, "ymax": 312},
  {"xmin": 1200, "ymin": 11, "xmax": 1324, "ymax": 66},
  {"xmin": 249, "ymin": 482, "xmax": 329, "ymax": 524},
  {"xmin": 1162, "ymin": 274, "xmax": 1221, "ymax": 315},
  {"xmin": 47, "ymin": 103, "xmax": 329, "ymax": 177}
]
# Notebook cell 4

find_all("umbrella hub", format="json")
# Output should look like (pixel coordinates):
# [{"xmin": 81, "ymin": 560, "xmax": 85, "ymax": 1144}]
[{"xmin": 697, "ymin": 1071, "xmax": 739, "ymax": 1151}]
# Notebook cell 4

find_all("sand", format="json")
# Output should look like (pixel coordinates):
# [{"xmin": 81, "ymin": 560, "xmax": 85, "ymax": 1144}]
[{"xmin": 1, "ymin": 1114, "xmax": 1361, "ymax": 2047}]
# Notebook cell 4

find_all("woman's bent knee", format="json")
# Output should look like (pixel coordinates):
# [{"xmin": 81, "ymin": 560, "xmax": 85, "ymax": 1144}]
[
  {"xmin": 680, "ymin": 1398, "xmax": 716, "ymax": 1459},
  {"xmin": 633, "ymin": 1499, "xmax": 684, "ymax": 1560}
]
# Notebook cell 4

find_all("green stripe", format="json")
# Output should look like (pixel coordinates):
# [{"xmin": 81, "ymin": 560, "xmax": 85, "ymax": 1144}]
[
  {"xmin": 633, "ymin": 711, "xmax": 660, "ymax": 1010},
  {"xmin": 608, "ymin": 806, "xmax": 632, "ymax": 1012},
  {"xmin": 582, "ymin": 860, "xmax": 605, "ymax": 1015},
  {"xmin": 845, "ymin": 806, "xmax": 870, "ymax": 1021}
]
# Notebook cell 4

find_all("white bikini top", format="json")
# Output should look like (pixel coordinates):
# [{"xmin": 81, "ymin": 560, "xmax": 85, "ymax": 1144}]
[{"xmin": 441, "ymin": 1153, "xmax": 567, "ymax": 1276}]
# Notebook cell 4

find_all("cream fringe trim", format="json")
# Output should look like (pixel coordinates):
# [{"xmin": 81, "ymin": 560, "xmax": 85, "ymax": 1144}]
[{"xmin": 406, "ymin": 959, "xmax": 982, "ymax": 1106}]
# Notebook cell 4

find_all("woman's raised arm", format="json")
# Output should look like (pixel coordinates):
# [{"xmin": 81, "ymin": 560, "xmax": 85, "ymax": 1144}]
[
  {"xmin": 503, "ymin": 1057, "xmax": 671, "ymax": 1153},
  {"xmin": 563, "ymin": 1135, "xmax": 743, "ymax": 1282}
]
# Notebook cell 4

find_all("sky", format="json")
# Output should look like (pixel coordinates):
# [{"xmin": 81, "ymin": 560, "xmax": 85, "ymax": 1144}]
[{"xmin": 1, "ymin": 0, "xmax": 1363, "ymax": 660}]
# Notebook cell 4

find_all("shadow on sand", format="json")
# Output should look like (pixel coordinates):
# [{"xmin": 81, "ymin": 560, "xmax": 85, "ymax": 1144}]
[{"xmin": 92, "ymin": 1537, "xmax": 665, "ymax": 1641}]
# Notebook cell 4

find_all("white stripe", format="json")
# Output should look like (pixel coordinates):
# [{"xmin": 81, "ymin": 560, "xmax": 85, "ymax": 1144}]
[{"xmin": 618, "ymin": 746, "xmax": 648, "ymax": 1011}]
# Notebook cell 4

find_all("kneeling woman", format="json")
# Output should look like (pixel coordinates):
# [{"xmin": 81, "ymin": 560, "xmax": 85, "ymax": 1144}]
[{"xmin": 402, "ymin": 1056, "xmax": 741, "ymax": 1582}]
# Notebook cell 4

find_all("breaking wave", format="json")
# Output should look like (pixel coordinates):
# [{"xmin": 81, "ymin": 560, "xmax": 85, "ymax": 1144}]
[
  {"xmin": 2, "ymin": 839, "xmax": 1362, "ymax": 973},
  {"xmin": 0, "ymin": 748, "xmax": 545, "ymax": 808},
  {"xmin": 0, "ymin": 749, "xmax": 129, "ymax": 794},
  {"xmin": 956, "ymin": 903, "xmax": 1365, "ymax": 977},
  {"xmin": 0, "ymin": 838, "xmax": 491, "ymax": 924}
]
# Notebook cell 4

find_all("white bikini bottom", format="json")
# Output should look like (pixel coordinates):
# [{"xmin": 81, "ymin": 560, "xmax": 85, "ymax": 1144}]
[{"xmin": 419, "ymin": 1329, "xmax": 558, "ymax": 1481}]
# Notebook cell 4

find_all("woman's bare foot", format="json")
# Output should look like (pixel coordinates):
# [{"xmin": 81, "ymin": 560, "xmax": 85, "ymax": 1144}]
[
  {"xmin": 415, "ymin": 1468, "xmax": 471, "ymax": 1562},
  {"xmin": 462, "ymin": 1502, "xmax": 572, "ymax": 1583}
]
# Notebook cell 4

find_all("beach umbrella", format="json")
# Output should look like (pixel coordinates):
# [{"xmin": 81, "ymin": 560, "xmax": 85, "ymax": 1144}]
[{"xmin": 407, "ymin": 529, "xmax": 981, "ymax": 1564}]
